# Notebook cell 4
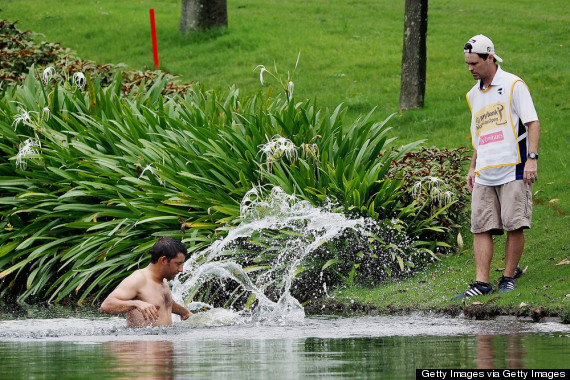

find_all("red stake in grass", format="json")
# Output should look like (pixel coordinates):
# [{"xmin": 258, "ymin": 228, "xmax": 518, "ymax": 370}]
[{"xmin": 149, "ymin": 8, "xmax": 159, "ymax": 70}]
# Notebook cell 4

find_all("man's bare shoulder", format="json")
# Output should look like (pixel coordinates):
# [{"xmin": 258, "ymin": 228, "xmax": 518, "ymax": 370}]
[
  {"xmin": 115, "ymin": 268, "xmax": 149, "ymax": 291},
  {"xmin": 128, "ymin": 268, "xmax": 147, "ymax": 279}
]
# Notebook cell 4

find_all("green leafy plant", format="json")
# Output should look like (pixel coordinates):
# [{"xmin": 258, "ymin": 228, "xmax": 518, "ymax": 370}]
[{"xmin": 0, "ymin": 37, "xmax": 468, "ymax": 307}]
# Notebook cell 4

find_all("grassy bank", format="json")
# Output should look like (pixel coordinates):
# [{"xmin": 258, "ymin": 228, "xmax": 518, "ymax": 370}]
[
  {"xmin": 326, "ymin": 184, "xmax": 569, "ymax": 321},
  {"xmin": 322, "ymin": 222, "xmax": 569, "ymax": 322},
  {"xmin": 1, "ymin": 0, "xmax": 568, "ymax": 316}
]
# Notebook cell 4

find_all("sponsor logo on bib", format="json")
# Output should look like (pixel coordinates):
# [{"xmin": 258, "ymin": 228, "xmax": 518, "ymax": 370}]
[
  {"xmin": 479, "ymin": 130, "xmax": 505, "ymax": 145},
  {"xmin": 474, "ymin": 102, "xmax": 507, "ymax": 137}
]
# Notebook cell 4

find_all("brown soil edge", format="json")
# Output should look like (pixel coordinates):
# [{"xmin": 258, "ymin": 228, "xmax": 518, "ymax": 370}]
[{"xmin": 304, "ymin": 299, "xmax": 570, "ymax": 324}]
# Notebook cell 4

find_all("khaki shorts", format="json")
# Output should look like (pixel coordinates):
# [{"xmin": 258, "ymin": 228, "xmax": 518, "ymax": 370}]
[{"xmin": 471, "ymin": 180, "xmax": 533, "ymax": 235}]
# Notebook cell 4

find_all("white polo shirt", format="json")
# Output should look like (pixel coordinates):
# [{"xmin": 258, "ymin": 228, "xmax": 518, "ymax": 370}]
[{"xmin": 467, "ymin": 66, "xmax": 539, "ymax": 186}]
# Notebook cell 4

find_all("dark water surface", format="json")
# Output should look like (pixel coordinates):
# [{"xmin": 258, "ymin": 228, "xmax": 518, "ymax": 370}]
[{"xmin": 0, "ymin": 313, "xmax": 568, "ymax": 379}]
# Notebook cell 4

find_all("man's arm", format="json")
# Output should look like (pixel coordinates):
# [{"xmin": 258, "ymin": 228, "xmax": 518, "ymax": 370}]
[
  {"xmin": 467, "ymin": 149, "xmax": 477, "ymax": 192},
  {"xmin": 100, "ymin": 273, "xmax": 159, "ymax": 322},
  {"xmin": 523, "ymin": 120, "xmax": 540, "ymax": 184},
  {"xmin": 172, "ymin": 301, "xmax": 192, "ymax": 320}
]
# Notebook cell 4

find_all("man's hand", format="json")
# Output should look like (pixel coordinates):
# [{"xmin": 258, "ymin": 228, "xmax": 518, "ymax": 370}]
[
  {"xmin": 172, "ymin": 301, "xmax": 192, "ymax": 320},
  {"xmin": 180, "ymin": 308, "xmax": 192, "ymax": 321},
  {"xmin": 523, "ymin": 158, "xmax": 538, "ymax": 184},
  {"xmin": 135, "ymin": 301, "xmax": 160, "ymax": 323},
  {"xmin": 467, "ymin": 169, "xmax": 476, "ymax": 193}
]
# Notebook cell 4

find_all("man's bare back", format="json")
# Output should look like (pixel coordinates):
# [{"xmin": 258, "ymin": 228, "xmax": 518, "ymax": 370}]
[{"xmin": 100, "ymin": 238, "xmax": 191, "ymax": 327}]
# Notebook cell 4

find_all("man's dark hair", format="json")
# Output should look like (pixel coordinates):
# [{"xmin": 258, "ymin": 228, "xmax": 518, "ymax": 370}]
[
  {"xmin": 464, "ymin": 42, "xmax": 496, "ymax": 63},
  {"xmin": 150, "ymin": 237, "xmax": 187, "ymax": 263}
]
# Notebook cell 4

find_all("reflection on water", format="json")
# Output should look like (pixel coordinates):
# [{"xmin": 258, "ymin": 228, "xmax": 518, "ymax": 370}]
[
  {"xmin": 475, "ymin": 334, "xmax": 525, "ymax": 369},
  {"xmin": 1, "ymin": 334, "xmax": 566, "ymax": 380},
  {"xmin": 0, "ymin": 315, "xmax": 568, "ymax": 379},
  {"xmin": 104, "ymin": 341, "xmax": 174, "ymax": 380}
]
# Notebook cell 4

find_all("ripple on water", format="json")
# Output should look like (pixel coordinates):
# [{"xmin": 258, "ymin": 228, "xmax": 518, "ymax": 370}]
[{"xmin": 0, "ymin": 313, "xmax": 568, "ymax": 343}]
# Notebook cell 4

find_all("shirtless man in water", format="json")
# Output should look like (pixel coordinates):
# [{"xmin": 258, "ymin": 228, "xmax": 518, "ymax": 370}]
[{"xmin": 100, "ymin": 237, "xmax": 192, "ymax": 327}]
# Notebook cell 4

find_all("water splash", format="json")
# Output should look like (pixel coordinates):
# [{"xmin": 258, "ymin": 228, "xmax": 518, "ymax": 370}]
[
  {"xmin": 184, "ymin": 307, "xmax": 244, "ymax": 327},
  {"xmin": 171, "ymin": 186, "xmax": 371, "ymax": 323},
  {"xmin": 170, "ymin": 186, "xmax": 433, "ymax": 325}
]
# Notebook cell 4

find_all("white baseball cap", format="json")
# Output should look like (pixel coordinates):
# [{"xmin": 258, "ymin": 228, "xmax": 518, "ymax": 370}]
[{"xmin": 464, "ymin": 34, "xmax": 503, "ymax": 62}]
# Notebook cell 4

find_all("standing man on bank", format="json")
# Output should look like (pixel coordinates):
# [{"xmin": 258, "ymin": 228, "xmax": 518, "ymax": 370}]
[
  {"xmin": 453, "ymin": 35, "xmax": 541, "ymax": 299},
  {"xmin": 100, "ymin": 236, "xmax": 192, "ymax": 326}
]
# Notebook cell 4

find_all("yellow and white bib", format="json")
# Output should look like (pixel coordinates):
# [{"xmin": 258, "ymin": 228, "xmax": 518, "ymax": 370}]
[{"xmin": 467, "ymin": 68, "xmax": 528, "ymax": 183}]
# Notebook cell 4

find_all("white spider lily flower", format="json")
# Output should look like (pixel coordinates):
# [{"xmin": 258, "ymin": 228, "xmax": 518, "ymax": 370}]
[
  {"xmin": 258, "ymin": 135, "xmax": 298, "ymax": 165},
  {"xmin": 426, "ymin": 176, "xmax": 444, "ymax": 189},
  {"xmin": 410, "ymin": 180, "xmax": 423, "ymax": 199},
  {"xmin": 73, "ymin": 72, "xmax": 86, "ymax": 89},
  {"xmin": 258, "ymin": 140, "xmax": 274, "ymax": 154},
  {"xmin": 276, "ymin": 136, "xmax": 298, "ymax": 160},
  {"xmin": 431, "ymin": 184, "xmax": 442, "ymax": 196},
  {"xmin": 138, "ymin": 163, "xmax": 163, "ymax": 184},
  {"xmin": 430, "ymin": 186, "xmax": 444, "ymax": 206},
  {"xmin": 442, "ymin": 190, "xmax": 454, "ymax": 205},
  {"xmin": 42, "ymin": 67, "xmax": 55, "ymax": 85},
  {"xmin": 11, "ymin": 109, "xmax": 37, "ymax": 131},
  {"xmin": 254, "ymin": 65, "xmax": 267, "ymax": 85},
  {"xmin": 410, "ymin": 175, "xmax": 455, "ymax": 206},
  {"xmin": 287, "ymin": 81, "xmax": 294, "ymax": 101},
  {"xmin": 15, "ymin": 138, "xmax": 41, "ymax": 170},
  {"xmin": 41, "ymin": 107, "xmax": 51, "ymax": 120}
]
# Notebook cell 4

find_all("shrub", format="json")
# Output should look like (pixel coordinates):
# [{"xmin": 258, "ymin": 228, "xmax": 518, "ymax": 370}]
[
  {"xmin": 386, "ymin": 146, "xmax": 472, "ymax": 253},
  {"xmin": 0, "ymin": 19, "xmax": 192, "ymax": 97}
]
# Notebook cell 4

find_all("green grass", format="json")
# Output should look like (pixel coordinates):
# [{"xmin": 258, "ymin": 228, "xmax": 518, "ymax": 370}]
[
  {"xmin": 1, "ymin": 0, "xmax": 567, "ymax": 211},
  {"xmin": 1, "ymin": 0, "xmax": 568, "ymax": 314},
  {"xmin": 333, "ymin": 211, "xmax": 569, "ymax": 314}
]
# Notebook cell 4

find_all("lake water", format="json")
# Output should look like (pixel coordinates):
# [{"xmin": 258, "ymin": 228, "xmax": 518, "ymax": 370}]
[{"xmin": 0, "ymin": 312, "xmax": 568, "ymax": 379}]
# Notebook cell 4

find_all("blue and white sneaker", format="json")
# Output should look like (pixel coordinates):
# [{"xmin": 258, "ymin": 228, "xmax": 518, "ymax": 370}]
[
  {"xmin": 451, "ymin": 282, "xmax": 493, "ymax": 300},
  {"xmin": 498, "ymin": 276, "xmax": 515, "ymax": 293}
]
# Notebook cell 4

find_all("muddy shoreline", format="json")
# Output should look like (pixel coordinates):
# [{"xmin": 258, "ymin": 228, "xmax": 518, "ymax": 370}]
[{"xmin": 305, "ymin": 299, "xmax": 570, "ymax": 324}]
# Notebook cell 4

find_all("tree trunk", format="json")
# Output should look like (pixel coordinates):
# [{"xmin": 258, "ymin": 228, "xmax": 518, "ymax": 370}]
[
  {"xmin": 180, "ymin": 0, "xmax": 228, "ymax": 33},
  {"xmin": 399, "ymin": 0, "xmax": 428, "ymax": 111}
]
